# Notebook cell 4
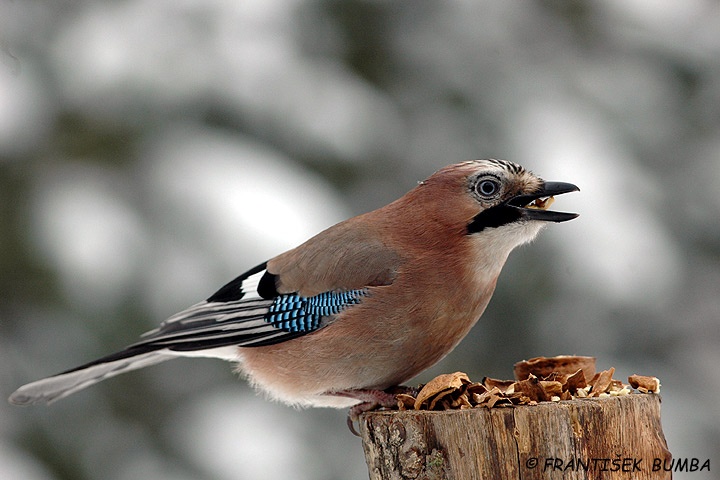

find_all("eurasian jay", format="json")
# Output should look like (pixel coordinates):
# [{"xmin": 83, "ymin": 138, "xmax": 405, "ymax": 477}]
[{"xmin": 9, "ymin": 159, "xmax": 578, "ymax": 421}]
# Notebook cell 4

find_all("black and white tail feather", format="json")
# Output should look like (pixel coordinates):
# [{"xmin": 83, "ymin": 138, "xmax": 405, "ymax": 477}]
[{"xmin": 9, "ymin": 262, "xmax": 364, "ymax": 406}]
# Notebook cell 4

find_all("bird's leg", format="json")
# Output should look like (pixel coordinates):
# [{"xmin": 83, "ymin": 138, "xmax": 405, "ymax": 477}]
[
  {"xmin": 331, "ymin": 389, "xmax": 396, "ymax": 436},
  {"xmin": 327, "ymin": 386, "xmax": 420, "ymax": 436}
]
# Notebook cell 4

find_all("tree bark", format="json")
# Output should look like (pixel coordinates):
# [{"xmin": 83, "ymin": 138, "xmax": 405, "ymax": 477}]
[{"xmin": 360, "ymin": 394, "xmax": 671, "ymax": 479}]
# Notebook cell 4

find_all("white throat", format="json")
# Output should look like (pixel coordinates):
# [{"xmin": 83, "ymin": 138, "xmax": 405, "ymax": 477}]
[{"xmin": 468, "ymin": 221, "xmax": 547, "ymax": 277}]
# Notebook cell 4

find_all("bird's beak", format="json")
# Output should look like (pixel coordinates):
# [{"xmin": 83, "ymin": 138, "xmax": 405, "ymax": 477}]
[{"xmin": 508, "ymin": 181, "xmax": 580, "ymax": 222}]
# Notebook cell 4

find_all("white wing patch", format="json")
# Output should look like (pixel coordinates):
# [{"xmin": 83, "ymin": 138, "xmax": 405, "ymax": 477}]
[{"xmin": 239, "ymin": 268, "xmax": 266, "ymax": 301}]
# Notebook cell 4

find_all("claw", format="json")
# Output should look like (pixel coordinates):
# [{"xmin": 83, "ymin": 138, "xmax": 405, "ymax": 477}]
[{"xmin": 346, "ymin": 408, "xmax": 364, "ymax": 436}]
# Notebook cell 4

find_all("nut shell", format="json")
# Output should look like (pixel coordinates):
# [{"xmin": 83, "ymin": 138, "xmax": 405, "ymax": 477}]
[{"xmin": 514, "ymin": 355, "xmax": 596, "ymax": 382}]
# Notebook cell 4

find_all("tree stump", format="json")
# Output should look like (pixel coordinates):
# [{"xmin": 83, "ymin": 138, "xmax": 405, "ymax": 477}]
[{"xmin": 360, "ymin": 394, "xmax": 671, "ymax": 479}]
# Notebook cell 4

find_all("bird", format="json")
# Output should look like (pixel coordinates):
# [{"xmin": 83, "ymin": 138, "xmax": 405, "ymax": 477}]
[{"xmin": 9, "ymin": 159, "xmax": 578, "ymax": 425}]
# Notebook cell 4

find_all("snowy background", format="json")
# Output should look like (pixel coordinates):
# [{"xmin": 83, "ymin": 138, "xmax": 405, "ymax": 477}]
[{"xmin": 1, "ymin": 1, "xmax": 719, "ymax": 479}]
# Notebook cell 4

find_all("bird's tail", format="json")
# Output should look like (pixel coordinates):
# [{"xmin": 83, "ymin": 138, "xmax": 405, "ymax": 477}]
[{"xmin": 9, "ymin": 348, "xmax": 174, "ymax": 406}]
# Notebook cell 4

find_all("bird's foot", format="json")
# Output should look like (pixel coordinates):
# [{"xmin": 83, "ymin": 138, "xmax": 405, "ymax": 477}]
[{"xmin": 327, "ymin": 386, "xmax": 419, "ymax": 436}]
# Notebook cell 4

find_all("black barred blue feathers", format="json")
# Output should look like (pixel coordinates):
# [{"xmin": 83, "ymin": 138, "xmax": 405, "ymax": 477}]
[{"xmin": 268, "ymin": 290, "xmax": 368, "ymax": 333}]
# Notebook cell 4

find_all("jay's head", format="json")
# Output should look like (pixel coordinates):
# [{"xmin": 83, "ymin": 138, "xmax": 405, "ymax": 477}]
[{"xmin": 408, "ymin": 159, "xmax": 579, "ymax": 250}]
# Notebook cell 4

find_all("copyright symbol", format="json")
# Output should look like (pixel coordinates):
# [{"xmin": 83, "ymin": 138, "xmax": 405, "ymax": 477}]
[{"xmin": 526, "ymin": 457, "xmax": 538, "ymax": 469}]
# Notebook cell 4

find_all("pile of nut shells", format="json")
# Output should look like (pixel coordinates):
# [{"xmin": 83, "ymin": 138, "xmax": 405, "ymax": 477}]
[{"xmin": 395, "ymin": 356, "xmax": 661, "ymax": 411}]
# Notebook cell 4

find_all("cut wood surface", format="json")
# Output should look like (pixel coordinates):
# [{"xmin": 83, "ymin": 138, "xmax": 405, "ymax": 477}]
[{"xmin": 360, "ymin": 394, "xmax": 671, "ymax": 480}]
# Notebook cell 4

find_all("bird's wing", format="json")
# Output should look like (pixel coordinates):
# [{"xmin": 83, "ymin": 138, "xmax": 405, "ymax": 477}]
[
  {"xmin": 134, "ymin": 224, "xmax": 404, "ymax": 351},
  {"xmin": 133, "ymin": 272, "xmax": 364, "ymax": 353}
]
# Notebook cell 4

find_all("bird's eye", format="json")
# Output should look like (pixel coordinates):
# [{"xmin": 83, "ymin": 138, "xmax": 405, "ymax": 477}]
[{"xmin": 476, "ymin": 179, "xmax": 500, "ymax": 197}]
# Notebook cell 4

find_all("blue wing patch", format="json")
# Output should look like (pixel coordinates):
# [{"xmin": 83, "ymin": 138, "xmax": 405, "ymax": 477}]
[{"xmin": 266, "ymin": 289, "xmax": 368, "ymax": 333}]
